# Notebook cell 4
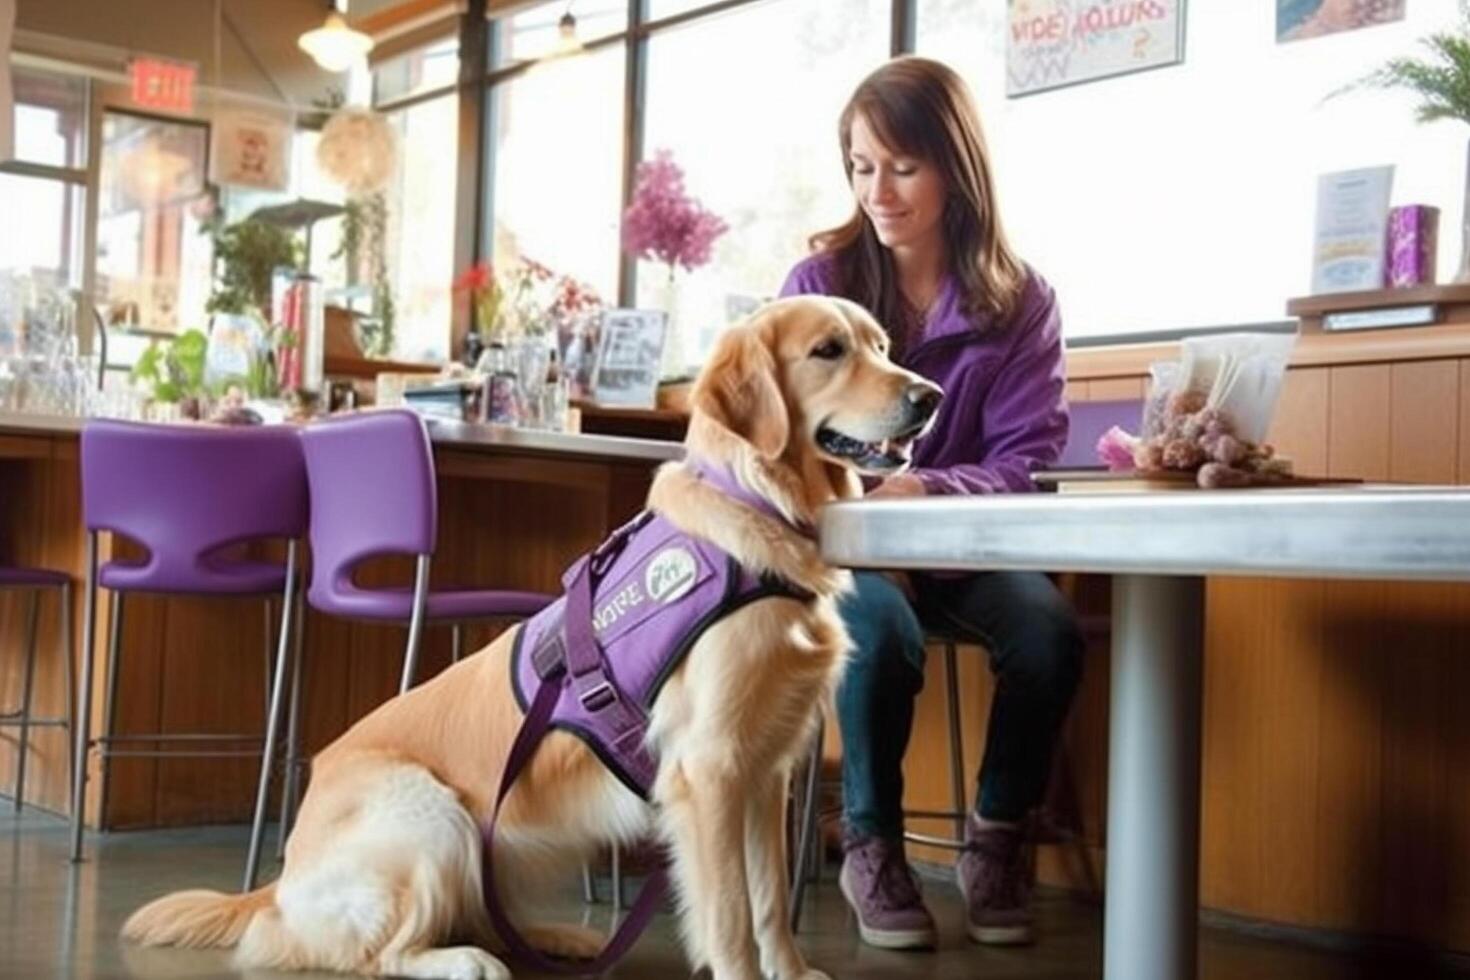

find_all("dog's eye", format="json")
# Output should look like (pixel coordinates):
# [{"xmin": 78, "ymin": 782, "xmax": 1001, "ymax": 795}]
[{"xmin": 810, "ymin": 339, "xmax": 846, "ymax": 361}]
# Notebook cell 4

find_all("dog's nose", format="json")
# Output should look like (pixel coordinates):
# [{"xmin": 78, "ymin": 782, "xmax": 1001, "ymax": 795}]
[{"xmin": 905, "ymin": 382, "xmax": 942, "ymax": 422}]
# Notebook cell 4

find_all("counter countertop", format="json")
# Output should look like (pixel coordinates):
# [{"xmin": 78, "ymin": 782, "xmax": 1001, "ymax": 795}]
[{"xmin": 0, "ymin": 412, "xmax": 686, "ymax": 464}]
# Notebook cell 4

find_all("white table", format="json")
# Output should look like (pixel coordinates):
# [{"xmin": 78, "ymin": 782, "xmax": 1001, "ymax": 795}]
[{"xmin": 819, "ymin": 486, "xmax": 1470, "ymax": 980}]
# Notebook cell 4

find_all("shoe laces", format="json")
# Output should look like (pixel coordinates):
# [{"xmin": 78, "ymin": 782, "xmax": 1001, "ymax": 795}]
[{"xmin": 851, "ymin": 838, "xmax": 924, "ymax": 910}]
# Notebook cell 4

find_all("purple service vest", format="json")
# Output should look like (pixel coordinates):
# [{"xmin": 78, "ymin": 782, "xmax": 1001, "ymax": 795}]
[{"xmin": 510, "ymin": 505, "xmax": 806, "ymax": 799}]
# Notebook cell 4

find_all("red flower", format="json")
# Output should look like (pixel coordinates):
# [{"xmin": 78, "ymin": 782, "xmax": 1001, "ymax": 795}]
[{"xmin": 453, "ymin": 261, "xmax": 493, "ymax": 293}]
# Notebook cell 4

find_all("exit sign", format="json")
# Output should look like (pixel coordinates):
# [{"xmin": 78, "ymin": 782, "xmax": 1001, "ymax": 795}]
[{"xmin": 129, "ymin": 58, "xmax": 197, "ymax": 114}]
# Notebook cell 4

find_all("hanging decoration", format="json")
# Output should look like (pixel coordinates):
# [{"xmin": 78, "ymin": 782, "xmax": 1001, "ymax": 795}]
[{"xmin": 316, "ymin": 107, "xmax": 398, "ymax": 195}]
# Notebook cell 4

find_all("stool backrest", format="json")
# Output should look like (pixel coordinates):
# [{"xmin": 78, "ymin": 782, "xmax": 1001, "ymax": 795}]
[
  {"xmin": 80, "ymin": 420, "xmax": 308, "ymax": 592},
  {"xmin": 1056, "ymin": 398, "xmax": 1145, "ymax": 469},
  {"xmin": 298, "ymin": 409, "xmax": 437, "ymax": 603}
]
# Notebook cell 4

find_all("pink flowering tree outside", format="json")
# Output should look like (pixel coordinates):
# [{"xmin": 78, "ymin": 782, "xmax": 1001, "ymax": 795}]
[{"xmin": 621, "ymin": 149, "xmax": 728, "ymax": 377}]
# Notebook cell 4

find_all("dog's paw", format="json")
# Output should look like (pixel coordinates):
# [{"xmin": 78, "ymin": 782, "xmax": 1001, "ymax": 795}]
[
  {"xmin": 380, "ymin": 945, "xmax": 510, "ymax": 980},
  {"xmin": 521, "ymin": 922, "xmax": 606, "ymax": 960},
  {"xmin": 791, "ymin": 970, "xmax": 832, "ymax": 980}
]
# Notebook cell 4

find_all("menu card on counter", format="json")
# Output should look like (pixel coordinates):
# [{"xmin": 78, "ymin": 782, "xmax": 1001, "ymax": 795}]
[{"xmin": 1311, "ymin": 166, "xmax": 1394, "ymax": 294}]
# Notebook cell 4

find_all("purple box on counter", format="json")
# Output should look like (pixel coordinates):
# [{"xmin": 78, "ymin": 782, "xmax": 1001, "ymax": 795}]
[{"xmin": 1385, "ymin": 204, "xmax": 1439, "ymax": 288}]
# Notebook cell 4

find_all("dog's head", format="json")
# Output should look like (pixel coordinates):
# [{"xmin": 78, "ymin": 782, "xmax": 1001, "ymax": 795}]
[{"xmin": 687, "ymin": 295, "xmax": 942, "ymax": 515}]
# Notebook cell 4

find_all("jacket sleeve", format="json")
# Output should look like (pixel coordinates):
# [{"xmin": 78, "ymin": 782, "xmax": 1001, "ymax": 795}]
[
  {"xmin": 914, "ymin": 281, "xmax": 1069, "ymax": 496},
  {"xmin": 777, "ymin": 258, "xmax": 826, "ymax": 298}
]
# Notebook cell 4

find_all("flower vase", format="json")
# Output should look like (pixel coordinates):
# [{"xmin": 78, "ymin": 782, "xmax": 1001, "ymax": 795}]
[{"xmin": 653, "ymin": 271, "xmax": 687, "ymax": 382}]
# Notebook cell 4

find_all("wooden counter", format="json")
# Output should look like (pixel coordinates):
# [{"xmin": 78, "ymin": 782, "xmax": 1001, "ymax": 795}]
[{"xmin": 0, "ymin": 413, "xmax": 679, "ymax": 832}]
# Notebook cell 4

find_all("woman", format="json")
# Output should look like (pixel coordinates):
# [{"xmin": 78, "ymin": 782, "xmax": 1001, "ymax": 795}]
[{"xmin": 779, "ymin": 56, "xmax": 1082, "ymax": 951}]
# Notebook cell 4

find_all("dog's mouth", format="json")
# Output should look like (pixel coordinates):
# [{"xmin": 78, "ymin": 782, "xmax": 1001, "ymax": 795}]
[{"xmin": 815, "ymin": 421, "xmax": 924, "ymax": 475}]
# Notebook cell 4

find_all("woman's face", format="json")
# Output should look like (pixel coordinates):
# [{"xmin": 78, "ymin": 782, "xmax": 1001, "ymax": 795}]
[{"xmin": 848, "ymin": 113, "xmax": 947, "ymax": 254}]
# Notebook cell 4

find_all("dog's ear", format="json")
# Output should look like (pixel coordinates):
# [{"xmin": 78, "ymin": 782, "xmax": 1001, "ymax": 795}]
[{"xmin": 690, "ymin": 321, "xmax": 790, "ymax": 460}]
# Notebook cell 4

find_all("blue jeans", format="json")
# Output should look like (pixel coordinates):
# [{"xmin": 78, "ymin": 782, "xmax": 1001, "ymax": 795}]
[{"xmin": 836, "ymin": 570, "xmax": 1084, "ymax": 837}]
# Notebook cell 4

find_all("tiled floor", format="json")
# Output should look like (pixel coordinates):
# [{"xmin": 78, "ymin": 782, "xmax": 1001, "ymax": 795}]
[{"xmin": 1, "ymin": 804, "xmax": 1465, "ymax": 979}]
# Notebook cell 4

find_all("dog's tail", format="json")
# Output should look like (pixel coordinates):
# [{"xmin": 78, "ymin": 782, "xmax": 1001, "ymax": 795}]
[{"xmin": 122, "ymin": 884, "xmax": 276, "ymax": 950}]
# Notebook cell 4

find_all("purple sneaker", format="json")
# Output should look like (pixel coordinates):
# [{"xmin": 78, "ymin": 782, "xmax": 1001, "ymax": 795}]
[
  {"xmin": 838, "ymin": 833, "xmax": 938, "ymax": 950},
  {"xmin": 956, "ymin": 815, "xmax": 1034, "ymax": 945}
]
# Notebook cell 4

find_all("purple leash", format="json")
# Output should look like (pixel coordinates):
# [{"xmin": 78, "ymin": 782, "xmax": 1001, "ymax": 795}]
[{"xmin": 480, "ymin": 527, "xmax": 669, "ymax": 975}]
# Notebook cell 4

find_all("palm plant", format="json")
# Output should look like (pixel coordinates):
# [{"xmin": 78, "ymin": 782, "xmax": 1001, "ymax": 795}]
[
  {"xmin": 1338, "ymin": 4, "xmax": 1470, "ymax": 281},
  {"xmin": 1348, "ymin": 5, "xmax": 1470, "ymax": 125}
]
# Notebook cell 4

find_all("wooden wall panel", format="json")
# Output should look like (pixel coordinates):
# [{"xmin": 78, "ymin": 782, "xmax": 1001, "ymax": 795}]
[
  {"xmin": 1266, "ymin": 367, "xmax": 1328, "ymax": 476},
  {"xmin": 1087, "ymin": 377, "xmax": 1145, "ymax": 401},
  {"xmin": 1326, "ymin": 364, "xmax": 1391, "ymax": 480},
  {"xmin": 1459, "ymin": 360, "xmax": 1470, "ymax": 485},
  {"xmin": 1390, "ymin": 361, "xmax": 1460, "ymax": 484}
]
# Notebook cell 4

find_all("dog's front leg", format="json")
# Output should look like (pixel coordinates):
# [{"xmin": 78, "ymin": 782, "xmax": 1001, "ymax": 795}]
[
  {"xmin": 662, "ymin": 760, "xmax": 761, "ymax": 980},
  {"xmin": 745, "ymin": 771, "xmax": 830, "ymax": 980}
]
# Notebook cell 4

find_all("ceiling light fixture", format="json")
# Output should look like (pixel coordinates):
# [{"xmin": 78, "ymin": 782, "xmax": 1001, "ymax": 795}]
[
  {"xmin": 298, "ymin": 1, "xmax": 374, "ymax": 73},
  {"xmin": 551, "ymin": 5, "xmax": 585, "ymax": 58}
]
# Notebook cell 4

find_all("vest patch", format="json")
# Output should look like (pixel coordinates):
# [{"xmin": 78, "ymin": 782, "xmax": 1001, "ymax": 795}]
[{"xmin": 645, "ymin": 547, "xmax": 697, "ymax": 604}]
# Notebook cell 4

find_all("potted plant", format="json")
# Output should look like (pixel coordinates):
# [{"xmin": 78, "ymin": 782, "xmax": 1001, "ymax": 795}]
[
  {"xmin": 204, "ymin": 215, "xmax": 302, "ymax": 396},
  {"xmin": 131, "ymin": 328, "xmax": 209, "ymax": 418}
]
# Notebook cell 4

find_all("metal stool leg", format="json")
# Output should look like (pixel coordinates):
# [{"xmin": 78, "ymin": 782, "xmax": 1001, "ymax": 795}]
[
  {"xmin": 450, "ymin": 623, "xmax": 463, "ymax": 664},
  {"xmin": 789, "ymin": 713, "xmax": 824, "ymax": 933},
  {"xmin": 94, "ymin": 591, "xmax": 125, "ymax": 832},
  {"xmin": 70, "ymin": 534, "xmax": 100, "ymax": 862},
  {"xmin": 245, "ymin": 542, "xmax": 299, "ymax": 891},
  {"xmin": 943, "ymin": 641, "xmax": 967, "ymax": 842},
  {"xmin": 60, "ymin": 582, "xmax": 75, "ymax": 806},
  {"xmin": 13, "ymin": 590, "xmax": 41, "ymax": 810},
  {"xmin": 399, "ymin": 556, "xmax": 431, "ymax": 694},
  {"xmin": 278, "ymin": 590, "xmax": 308, "ymax": 859}
]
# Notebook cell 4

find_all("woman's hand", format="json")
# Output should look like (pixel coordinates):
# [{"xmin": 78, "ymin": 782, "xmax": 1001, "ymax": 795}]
[{"xmin": 866, "ymin": 472, "xmax": 927, "ymax": 499}]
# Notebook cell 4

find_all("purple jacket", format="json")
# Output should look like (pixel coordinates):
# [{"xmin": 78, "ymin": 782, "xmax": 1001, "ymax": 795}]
[{"xmin": 780, "ymin": 254, "xmax": 1068, "ymax": 495}]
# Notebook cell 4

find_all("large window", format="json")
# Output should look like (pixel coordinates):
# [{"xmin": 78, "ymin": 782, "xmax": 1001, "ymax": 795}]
[
  {"xmin": 374, "ymin": 39, "xmax": 461, "ymax": 363},
  {"xmin": 916, "ymin": 3, "xmax": 1463, "ymax": 338},
  {"xmin": 95, "ymin": 112, "xmax": 212, "ymax": 334},
  {"xmin": 490, "ymin": 4, "xmax": 629, "ymax": 303},
  {"xmin": 0, "ymin": 68, "xmax": 89, "ymax": 301},
  {"xmin": 639, "ymin": 0, "xmax": 889, "ymax": 362}
]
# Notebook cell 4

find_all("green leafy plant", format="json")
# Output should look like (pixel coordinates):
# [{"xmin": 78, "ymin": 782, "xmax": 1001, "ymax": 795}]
[
  {"xmin": 1339, "ymin": 4, "xmax": 1470, "ymax": 125},
  {"xmin": 131, "ymin": 329, "xmax": 208, "ymax": 403},
  {"xmin": 333, "ymin": 192, "xmax": 395, "ymax": 356},
  {"xmin": 205, "ymin": 218, "xmax": 303, "ymax": 317}
]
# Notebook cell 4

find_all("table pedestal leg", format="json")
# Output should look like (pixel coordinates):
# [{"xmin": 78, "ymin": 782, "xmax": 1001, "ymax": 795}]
[{"xmin": 1104, "ymin": 574, "xmax": 1204, "ymax": 980}]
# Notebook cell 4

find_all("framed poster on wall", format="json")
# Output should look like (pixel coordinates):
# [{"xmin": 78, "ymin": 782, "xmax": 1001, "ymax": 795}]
[
  {"xmin": 209, "ymin": 109, "xmax": 292, "ymax": 192},
  {"xmin": 1007, "ymin": 0, "xmax": 1187, "ymax": 98}
]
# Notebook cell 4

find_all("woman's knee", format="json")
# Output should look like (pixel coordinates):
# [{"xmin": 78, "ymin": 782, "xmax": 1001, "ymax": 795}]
[
  {"xmin": 946, "ymin": 573, "xmax": 1084, "ymax": 694},
  {"xmin": 839, "ymin": 571, "xmax": 927, "ymax": 677}
]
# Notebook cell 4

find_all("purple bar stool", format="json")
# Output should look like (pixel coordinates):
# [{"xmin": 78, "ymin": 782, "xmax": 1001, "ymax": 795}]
[
  {"xmin": 287, "ymin": 410, "xmax": 553, "ymax": 827},
  {"xmin": 0, "ymin": 566, "xmax": 74, "ymax": 811},
  {"xmin": 72, "ymin": 420, "xmax": 308, "ymax": 892}
]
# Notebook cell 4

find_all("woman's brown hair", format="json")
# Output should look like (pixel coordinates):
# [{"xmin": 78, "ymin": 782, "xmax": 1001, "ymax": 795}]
[{"xmin": 811, "ymin": 56, "xmax": 1026, "ymax": 350}]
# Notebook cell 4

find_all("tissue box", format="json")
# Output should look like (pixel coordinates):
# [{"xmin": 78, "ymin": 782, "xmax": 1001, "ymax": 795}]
[{"xmin": 1386, "ymin": 205, "xmax": 1439, "ymax": 288}]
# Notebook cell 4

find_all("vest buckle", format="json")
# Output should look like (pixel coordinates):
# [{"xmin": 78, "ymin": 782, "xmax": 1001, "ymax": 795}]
[{"xmin": 579, "ymin": 679, "xmax": 618, "ymax": 713}]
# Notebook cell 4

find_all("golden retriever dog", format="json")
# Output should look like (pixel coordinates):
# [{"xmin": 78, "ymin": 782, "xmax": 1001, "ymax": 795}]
[{"xmin": 122, "ymin": 295, "xmax": 942, "ymax": 980}]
